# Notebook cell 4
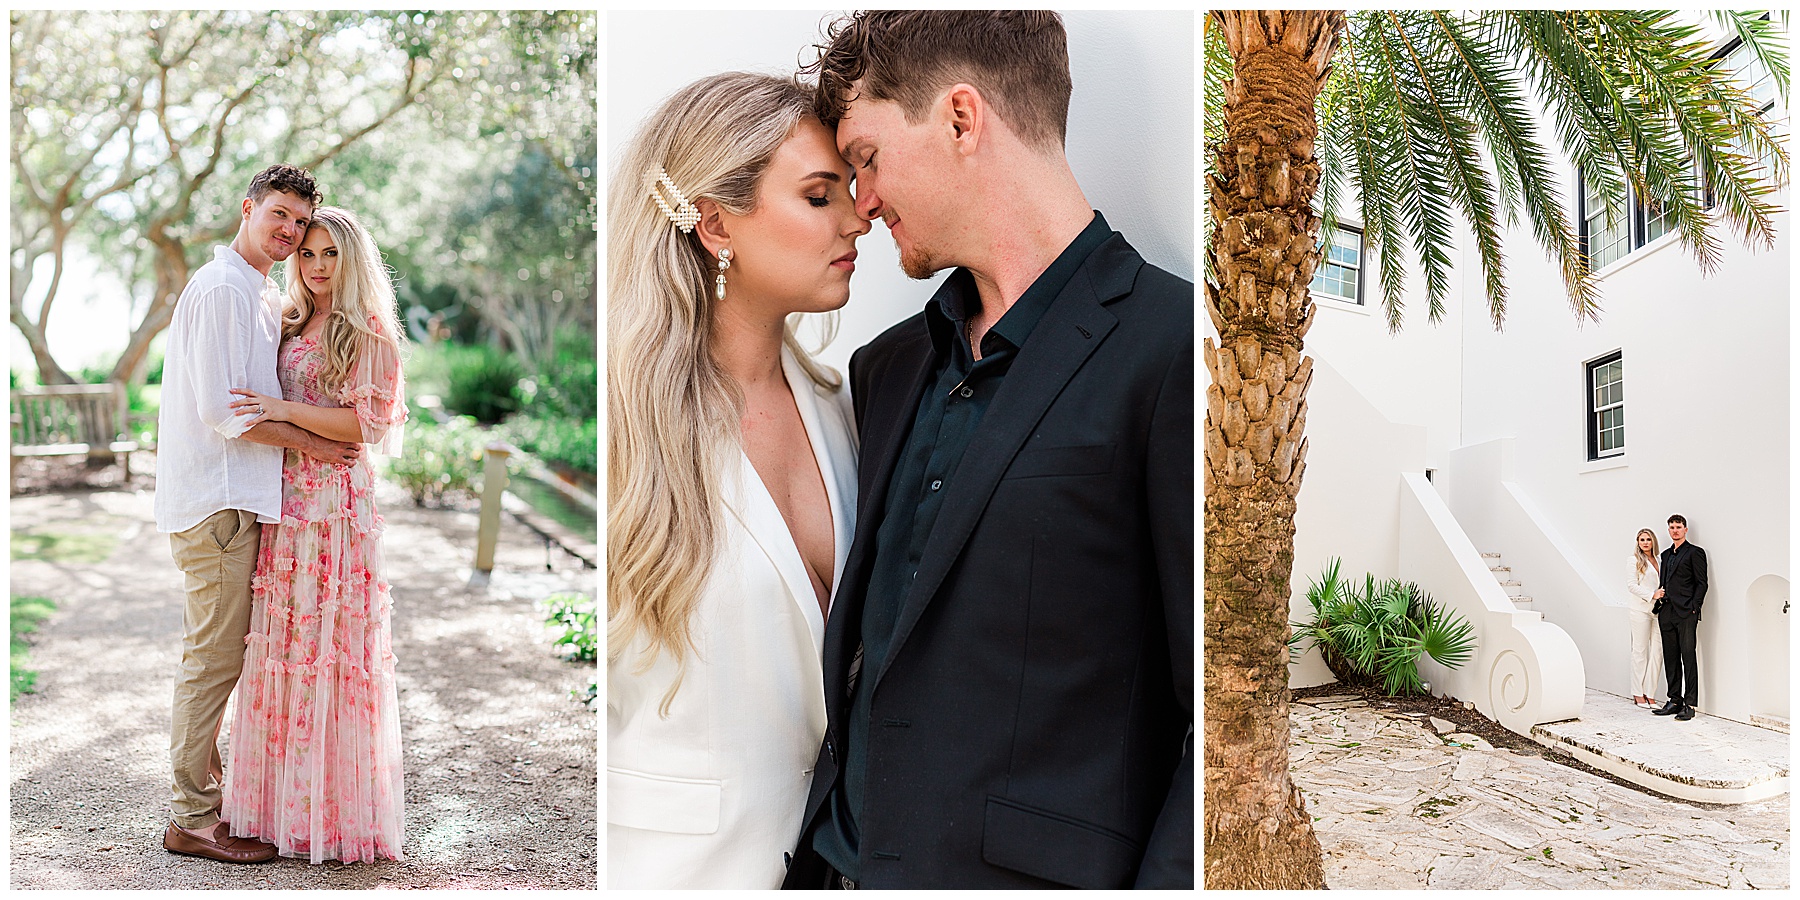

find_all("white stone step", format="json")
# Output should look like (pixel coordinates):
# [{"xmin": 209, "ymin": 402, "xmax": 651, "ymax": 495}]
[
  {"xmin": 1533, "ymin": 690, "xmax": 1790, "ymax": 804},
  {"xmin": 1498, "ymin": 580, "xmax": 1525, "ymax": 597},
  {"xmin": 1751, "ymin": 714, "xmax": 1789, "ymax": 734},
  {"xmin": 1512, "ymin": 595, "xmax": 1534, "ymax": 607}
]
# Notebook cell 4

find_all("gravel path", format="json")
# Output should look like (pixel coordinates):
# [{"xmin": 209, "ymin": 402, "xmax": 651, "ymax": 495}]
[
  {"xmin": 1292, "ymin": 696, "xmax": 1789, "ymax": 889},
  {"xmin": 9, "ymin": 479, "xmax": 597, "ymax": 889}
]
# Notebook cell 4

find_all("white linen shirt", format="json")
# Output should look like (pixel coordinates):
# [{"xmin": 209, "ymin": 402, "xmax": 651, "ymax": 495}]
[{"xmin": 152, "ymin": 245, "xmax": 286, "ymax": 533}]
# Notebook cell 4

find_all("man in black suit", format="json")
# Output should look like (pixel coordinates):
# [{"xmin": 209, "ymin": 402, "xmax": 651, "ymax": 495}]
[
  {"xmin": 784, "ymin": 11, "xmax": 1192, "ymax": 889},
  {"xmin": 1652, "ymin": 514, "xmax": 1707, "ymax": 721}
]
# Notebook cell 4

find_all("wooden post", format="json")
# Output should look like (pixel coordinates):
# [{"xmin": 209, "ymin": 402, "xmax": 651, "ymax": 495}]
[{"xmin": 474, "ymin": 442, "xmax": 513, "ymax": 574}]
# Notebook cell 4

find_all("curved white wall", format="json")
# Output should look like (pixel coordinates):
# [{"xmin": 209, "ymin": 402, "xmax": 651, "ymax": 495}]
[{"xmin": 605, "ymin": 10, "xmax": 1194, "ymax": 371}]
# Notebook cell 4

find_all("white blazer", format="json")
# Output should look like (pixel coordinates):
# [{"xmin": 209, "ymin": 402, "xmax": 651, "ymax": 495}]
[
  {"xmin": 608, "ymin": 347, "xmax": 857, "ymax": 889},
  {"xmin": 1626, "ymin": 554, "xmax": 1659, "ymax": 615}
]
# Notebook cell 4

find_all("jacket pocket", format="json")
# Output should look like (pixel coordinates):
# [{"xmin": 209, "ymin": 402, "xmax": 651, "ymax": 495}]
[
  {"xmin": 607, "ymin": 766, "xmax": 722, "ymax": 835},
  {"xmin": 981, "ymin": 795, "xmax": 1142, "ymax": 888},
  {"xmin": 1003, "ymin": 442, "xmax": 1115, "ymax": 480}
]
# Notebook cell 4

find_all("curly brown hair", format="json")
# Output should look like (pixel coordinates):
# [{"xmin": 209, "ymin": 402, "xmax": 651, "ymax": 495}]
[
  {"xmin": 246, "ymin": 163, "xmax": 321, "ymax": 208},
  {"xmin": 803, "ymin": 10, "xmax": 1072, "ymax": 150}
]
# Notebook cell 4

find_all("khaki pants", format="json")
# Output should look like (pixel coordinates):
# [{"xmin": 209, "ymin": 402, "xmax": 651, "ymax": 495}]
[{"xmin": 168, "ymin": 508, "xmax": 262, "ymax": 829}]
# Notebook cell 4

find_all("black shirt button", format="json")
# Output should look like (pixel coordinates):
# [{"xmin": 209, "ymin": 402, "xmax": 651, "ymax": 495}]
[
  {"xmin": 930, "ymin": 479, "xmax": 942, "ymax": 491},
  {"xmin": 959, "ymin": 386, "xmax": 973, "ymax": 398}
]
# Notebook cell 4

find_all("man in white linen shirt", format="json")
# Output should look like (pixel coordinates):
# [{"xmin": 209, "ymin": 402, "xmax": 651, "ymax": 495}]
[{"xmin": 154, "ymin": 164, "xmax": 362, "ymax": 864}]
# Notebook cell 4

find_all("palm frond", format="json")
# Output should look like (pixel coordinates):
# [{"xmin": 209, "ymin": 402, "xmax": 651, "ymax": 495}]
[
  {"xmin": 1416, "ymin": 597, "xmax": 1478, "ymax": 671},
  {"xmin": 1428, "ymin": 11, "xmax": 1598, "ymax": 323},
  {"xmin": 1317, "ymin": 10, "xmax": 1786, "ymax": 331},
  {"xmin": 1328, "ymin": 33, "xmax": 1412, "ymax": 327},
  {"xmin": 1711, "ymin": 10, "xmax": 1789, "ymax": 103},
  {"xmin": 1348, "ymin": 12, "xmax": 1460, "ymax": 326}
]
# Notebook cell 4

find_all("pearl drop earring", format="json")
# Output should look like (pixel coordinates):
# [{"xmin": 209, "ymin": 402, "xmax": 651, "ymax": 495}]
[{"xmin": 716, "ymin": 248, "xmax": 732, "ymax": 301}]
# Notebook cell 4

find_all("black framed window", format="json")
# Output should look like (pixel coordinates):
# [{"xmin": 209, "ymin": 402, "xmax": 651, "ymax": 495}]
[
  {"xmin": 1708, "ymin": 34, "xmax": 1781, "ymax": 206},
  {"xmin": 1581, "ymin": 26, "xmax": 1781, "ymax": 268},
  {"xmin": 1587, "ymin": 351, "xmax": 1625, "ymax": 460},
  {"xmin": 1579, "ymin": 176, "xmax": 1633, "ymax": 271},
  {"xmin": 1310, "ymin": 225, "xmax": 1362, "ymax": 304}
]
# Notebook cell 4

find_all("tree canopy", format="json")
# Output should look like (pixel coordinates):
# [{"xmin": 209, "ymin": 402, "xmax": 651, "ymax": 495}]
[{"xmin": 11, "ymin": 10, "xmax": 596, "ymax": 385}]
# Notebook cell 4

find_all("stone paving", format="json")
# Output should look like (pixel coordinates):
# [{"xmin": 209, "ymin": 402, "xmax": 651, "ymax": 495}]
[
  {"xmin": 1292, "ymin": 697, "xmax": 1790, "ymax": 889},
  {"xmin": 1534, "ymin": 690, "xmax": 1788, "ymax": 802}
]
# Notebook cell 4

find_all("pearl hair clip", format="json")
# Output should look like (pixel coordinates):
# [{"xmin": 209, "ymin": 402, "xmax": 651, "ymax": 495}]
[{"xmin": 649, "ymin": 167, "xmax": 701, "ymax": 233}]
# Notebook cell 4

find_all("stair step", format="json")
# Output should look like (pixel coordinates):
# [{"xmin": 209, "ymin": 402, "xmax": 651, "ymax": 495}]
[
  {"xmin": 1489, "ymin": 565, "xmax": 1512, "ymax": 575},
  {"xmin": 1498, "ymin": 581, "xmax": 1525, "ymax": 597},
  {"xmin": 1480, "ymin": 552, "xmax": 1502, "ymax": 559}
]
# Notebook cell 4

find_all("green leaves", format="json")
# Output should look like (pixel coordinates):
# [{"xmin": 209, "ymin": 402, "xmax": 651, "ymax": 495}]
[
  {"xmin": 1298, "ymin": 10, "xmax": 1788, "ymax": 331},
  {"xmin": 1291, "ymin": 558, "xmax": 1479, "ymax": 696}
]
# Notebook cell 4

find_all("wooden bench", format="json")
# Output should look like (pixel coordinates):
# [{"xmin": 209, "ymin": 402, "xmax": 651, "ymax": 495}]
[{"xmin": 10, "ymin": 383, "xmax": 142, "ymax": 491}]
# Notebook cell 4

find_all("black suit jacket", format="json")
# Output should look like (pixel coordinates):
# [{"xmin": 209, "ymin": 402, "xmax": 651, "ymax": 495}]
[
  {"xmin": 783, "ymin": 233, "xmax": 1193, "ymax": 889},
  {"xmin": 1658, "ymin": 541, "xmax": 1708, "ymax": 621}
]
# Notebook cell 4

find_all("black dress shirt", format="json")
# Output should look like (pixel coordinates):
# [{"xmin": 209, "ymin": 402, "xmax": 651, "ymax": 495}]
[{"xmin": 813, "ymin": 213, "xmax": 1113, "ymax": 880}]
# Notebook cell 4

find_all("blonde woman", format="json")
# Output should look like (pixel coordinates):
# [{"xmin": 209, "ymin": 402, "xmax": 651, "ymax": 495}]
[
  {"xmin": 607, "ymin": 72, "xmax": 868, "ymax": 888},
  {"xmin": 223, "ymin": 207, "xmax": 408, "ymax": 861},
  {"xmin": 1626, "ymin": 528, "xmax": 1664, "ymax": 709}
]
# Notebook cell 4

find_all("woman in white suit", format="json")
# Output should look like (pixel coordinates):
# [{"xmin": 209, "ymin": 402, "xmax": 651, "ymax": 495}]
[
  {"xmin": 1625, "ymin": 528, "xmax": 1664, "ymax": 709},
  {"xmin": 606, "ymin": 72, "xmax": 869, "ymax": 888}
]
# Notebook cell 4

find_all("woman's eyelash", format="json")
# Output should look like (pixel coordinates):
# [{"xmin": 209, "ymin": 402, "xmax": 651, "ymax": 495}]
[{"xmin": 808, "ymin": 196, "xmax": 830, "ymax": 208}]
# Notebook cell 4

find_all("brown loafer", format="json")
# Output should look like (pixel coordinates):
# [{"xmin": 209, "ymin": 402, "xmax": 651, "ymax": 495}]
[{"xmin": 163, "ymin": 822, "xmax": 278, "ymax": 863}]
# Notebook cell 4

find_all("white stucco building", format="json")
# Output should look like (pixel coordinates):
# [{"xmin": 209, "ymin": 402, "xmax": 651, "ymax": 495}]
[{"xmin": 1277, "ymin": 27, "xmax": 1789, "ymax": 735}]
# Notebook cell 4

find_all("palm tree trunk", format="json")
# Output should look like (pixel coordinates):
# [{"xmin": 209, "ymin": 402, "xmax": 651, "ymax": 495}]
[{"xmin": 1204, "ymin": 9, "xmax": 1343, "ymax": 890}]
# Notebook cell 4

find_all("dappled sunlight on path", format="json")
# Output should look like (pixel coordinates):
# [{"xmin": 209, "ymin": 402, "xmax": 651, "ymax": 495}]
[{"xmin": 10, "ymin": 481, "xmax": 596, "ymax": 889}]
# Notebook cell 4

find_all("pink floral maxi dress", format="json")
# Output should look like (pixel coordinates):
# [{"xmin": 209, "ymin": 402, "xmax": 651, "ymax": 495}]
[{"xmin": 224, "ymin": 332, "xmax": 408, "ymax": 862}]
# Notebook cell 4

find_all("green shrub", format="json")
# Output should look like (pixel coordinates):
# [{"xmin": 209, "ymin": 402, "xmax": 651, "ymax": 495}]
[
  {"xmin": 387, "ymin": 415, "xmax": 490, "ymax": 506},
  {"xmin": 444, "ymin": 344, "xmax": 524, "ymax": 424},
  {"xmin": 529, "ymin": 336, "xmax": 597, "ymax": 420},
  {"xmin": 544, "ymin": 592, "xmax": 596, "ymax": 663},
  {"xmin": 500, "ymin": 414, "xmax": 597, "ymax": 477},
  {"xmin": 1289, "ymin": 558, "xmax": 1477, "ymax": 696},
  {"xmin": 403, "ymin": 340, "xmax": 455, "ymax": 402}
]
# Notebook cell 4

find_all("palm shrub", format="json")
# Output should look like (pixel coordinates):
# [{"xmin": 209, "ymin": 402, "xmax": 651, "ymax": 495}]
[{"xmin": 1291, "ymin": 558, "xmax": 1476, "ymax": 696}]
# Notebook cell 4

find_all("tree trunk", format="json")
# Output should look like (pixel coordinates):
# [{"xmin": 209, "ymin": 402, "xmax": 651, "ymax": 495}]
[{"xmin": 1203, "ymin": 10, "xmax": 1342, "ymax": 890}]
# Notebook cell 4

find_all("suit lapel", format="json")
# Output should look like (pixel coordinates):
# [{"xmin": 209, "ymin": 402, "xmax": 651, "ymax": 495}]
[
  {"xmin": 782, "ymin": 348, "xmax": 852, "ymax": 649},
  {"xmin": 720, "ymin": 349, "xmax": 841, "ymax": 653},
  {"xmin": 823, "ymin": 327, "xmax": 933, "ymax": 710},
  {"xmin": 855, "ymin": 330, "xmax": 935, "ymax": 525},
  {"xmin": 869, "ymin": 248, "xmax": 1134, "ymax": 689}
]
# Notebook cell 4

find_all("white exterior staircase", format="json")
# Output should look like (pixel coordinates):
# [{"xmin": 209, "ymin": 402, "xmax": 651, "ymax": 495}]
[{"xmin": 1481, "ymin": 551, "xmax": 1533, "ymax": 614}]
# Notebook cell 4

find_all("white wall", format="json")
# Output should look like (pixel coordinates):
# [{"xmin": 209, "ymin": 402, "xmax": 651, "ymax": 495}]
[
  {"xmin": 1302, "ymin": 214, "xmax": 1466, "ymax": 469},
  {"xmin": 1286, "ymin": 359, "xmax": 1426, "ymax": 687},
  {"xmin": 1299, "ymin": 83, "xmax": 1791, "ymax": 724},
  {"xmin": 1451, "ymin": 199, "xmax": 1790, "ymax": 723},
  {"xmin": 605, "ymin": 10, "xmax": 1194, "ymax": 372}
]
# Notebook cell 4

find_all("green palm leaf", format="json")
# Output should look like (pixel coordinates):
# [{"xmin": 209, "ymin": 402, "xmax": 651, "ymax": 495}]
[{"xmin": 1313, "ymin": 10, "xmax": 1787, "ymax": 329}]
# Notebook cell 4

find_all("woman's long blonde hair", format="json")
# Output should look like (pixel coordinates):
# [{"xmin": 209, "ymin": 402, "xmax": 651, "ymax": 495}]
[
  {"xmin": 1634, "ymin": 528, "xmax": 1660, "ymax": 577},
  {"xmin": 608, "ymin": 72, "xmax": 838, "ymax": 712},
  {"xmin": 282, "ymin": 206, "xmax": 405, "ymax": 394}
]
